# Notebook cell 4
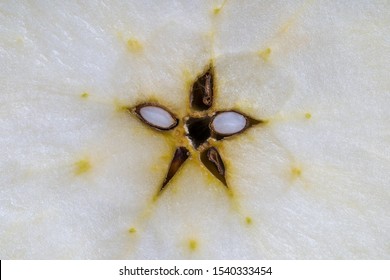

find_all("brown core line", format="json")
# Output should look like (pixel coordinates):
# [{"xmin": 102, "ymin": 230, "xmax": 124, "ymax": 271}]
[{"xmin": 160, "ymin": 147, "xmax": 190, "ymax": 192}]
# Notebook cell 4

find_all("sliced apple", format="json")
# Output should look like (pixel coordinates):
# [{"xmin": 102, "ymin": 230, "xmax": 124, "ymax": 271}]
[{"xmin": 0, "ymin": 1, "xmax": 389, "ymax": 259}]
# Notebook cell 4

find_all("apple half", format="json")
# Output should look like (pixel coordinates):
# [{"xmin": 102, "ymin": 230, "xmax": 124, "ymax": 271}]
[{"xmin": 0, "ymin": 0, "xmax": 389, "ymax": 259}]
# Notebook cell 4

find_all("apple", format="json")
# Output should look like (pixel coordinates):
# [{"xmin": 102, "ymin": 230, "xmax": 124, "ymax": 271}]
[{"xmin": 0, "ymin": 0, "xmax": 389, "ymax": 259}]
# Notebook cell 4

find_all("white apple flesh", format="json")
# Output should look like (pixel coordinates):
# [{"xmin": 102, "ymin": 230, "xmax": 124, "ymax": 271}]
[{"xmin": 0, "ymin": 0, "xmax": 389, "ymax": 259}]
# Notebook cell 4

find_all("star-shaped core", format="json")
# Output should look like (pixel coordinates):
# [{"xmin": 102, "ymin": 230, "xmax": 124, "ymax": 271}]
[{"xmin": 131, "ymin": 65, "xmax": 262, "ymax": 194}]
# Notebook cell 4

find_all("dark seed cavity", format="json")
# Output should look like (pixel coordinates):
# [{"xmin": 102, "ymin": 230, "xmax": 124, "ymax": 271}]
[
  {"xmin": 134, "ymin": 103, "xmax": 178, "ymax": 131},
  {"xmin": 200, "ymin": 147, "xmax": 227, "ymax": 187},
  {"xmin": 160, "ymin": 147, "xmax": 190, "ymax": 192},
  {"xmin": 185, "ymin": 116, "xmax": 211, "ymax": 149},
  {"xmin": 190, "ymin": 67, "xmax": 214, "ymax": 111}
]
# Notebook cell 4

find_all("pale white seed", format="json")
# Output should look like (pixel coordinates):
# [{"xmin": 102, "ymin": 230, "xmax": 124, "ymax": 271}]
[
  {"xmin": 139, "ymin": 106, "xmax": 177, "ymax": 129},
  {"xmin": 211, "ymin": 111, "xmax": 247, "ymax": 135}
]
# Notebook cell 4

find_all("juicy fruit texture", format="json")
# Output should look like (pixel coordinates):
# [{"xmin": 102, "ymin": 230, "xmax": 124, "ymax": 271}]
[{"xmin": 0, "ymin": 0, "xmax": 389, "ymax": 259}]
